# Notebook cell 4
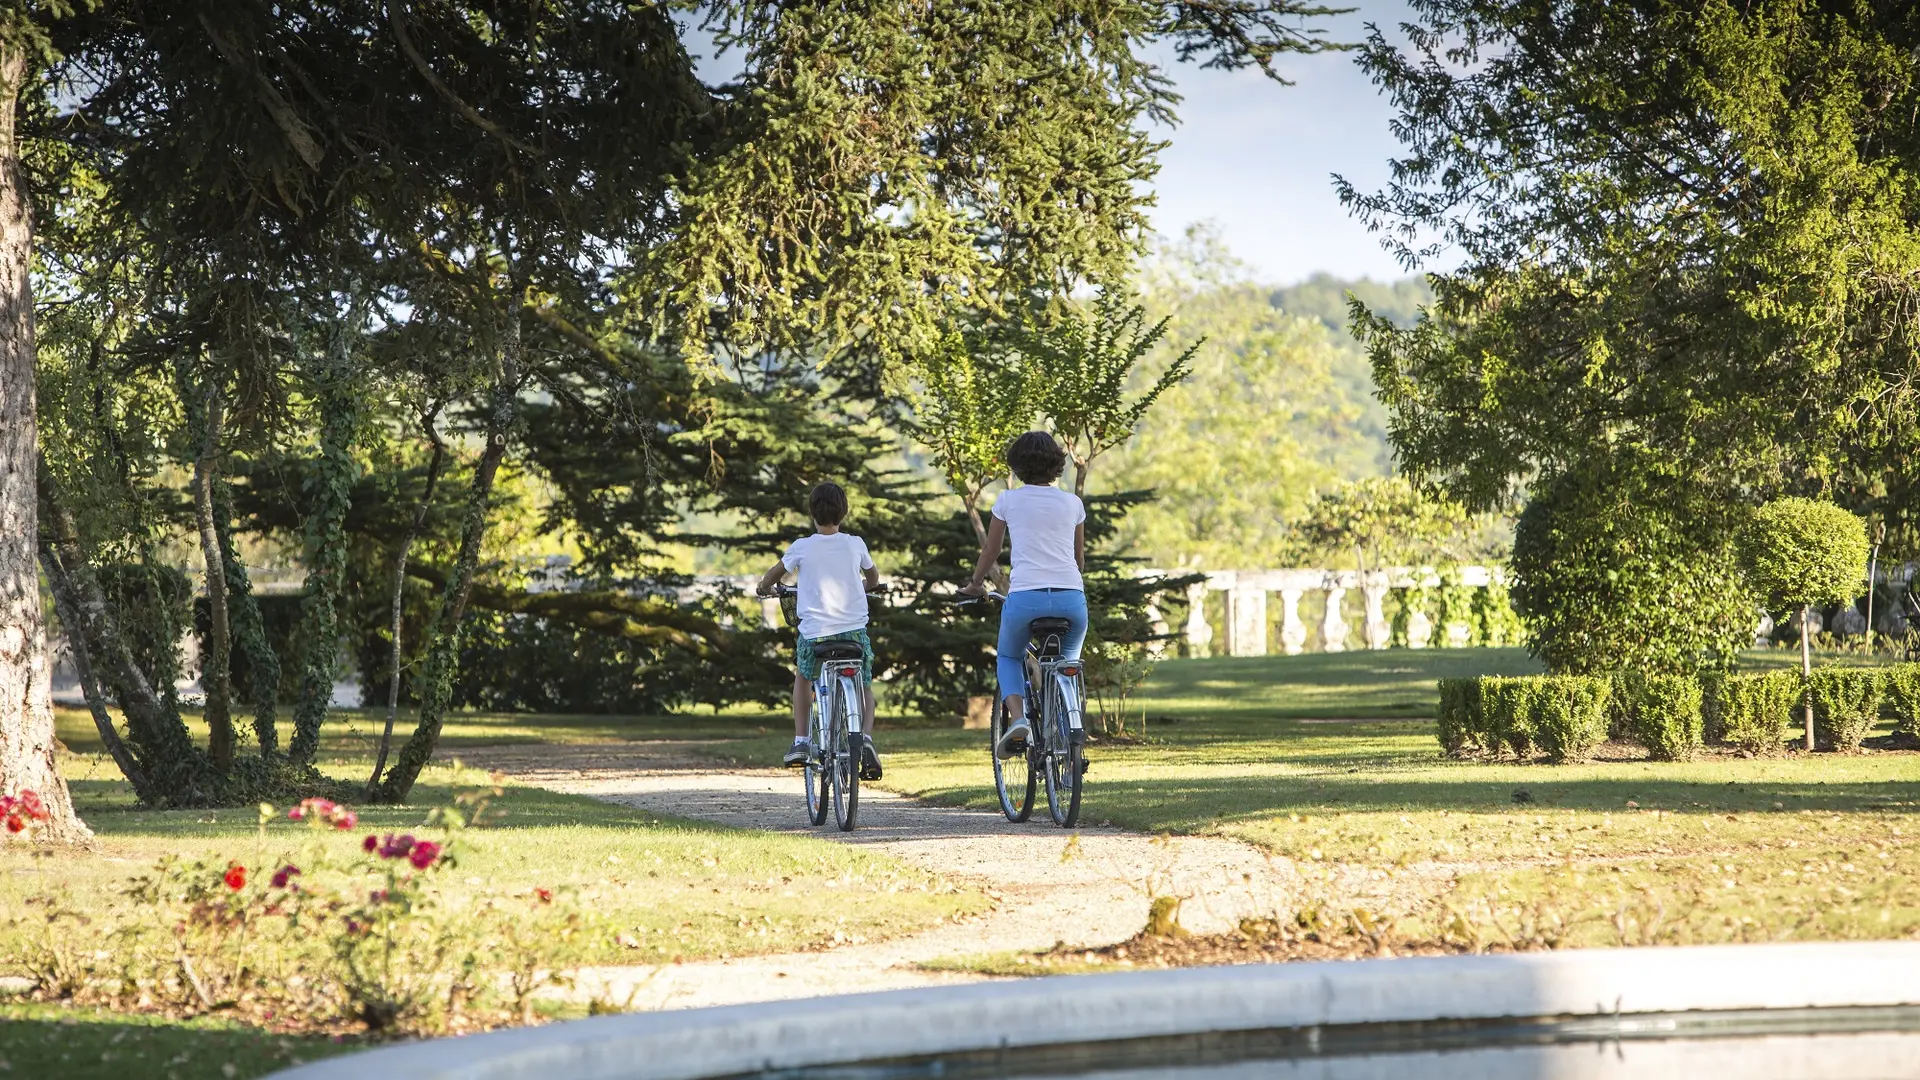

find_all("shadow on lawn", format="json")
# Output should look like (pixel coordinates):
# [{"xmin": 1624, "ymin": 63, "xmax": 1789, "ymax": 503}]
[
  {"xmin": 0, "ymin": 1007, "xmax": 349, "ymax": 1080},
  {"xmin": 908, "ymin": 773, "xmax": 1920, "ymax": 831}
]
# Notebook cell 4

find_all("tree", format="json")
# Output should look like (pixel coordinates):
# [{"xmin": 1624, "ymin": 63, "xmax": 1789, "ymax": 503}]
[
  {"xmin": 1291, "ymin": 476, "xmax": 1499, "ymax": 573},
  {"xmin": 1104, "ymin": 237, "xmax": 1390, "ymax": 567},
  {"xmin": 1010, "ymin": 289, "xmax": 1198, "ymax": 499},
  {"xmin": 909, "ymin": 327, "xmax": 1036, "ymax": 549},
  {"xmin": 0, "ymin": 3, "xmax": 85, "ymax": 842},
  {"xmin": 1343, "ymin": 1, "xmax": 1920, "ymax": 526},
  {"xmin": 1739, "ymin": 497, "xmax": 1870, "ymax": 750}
]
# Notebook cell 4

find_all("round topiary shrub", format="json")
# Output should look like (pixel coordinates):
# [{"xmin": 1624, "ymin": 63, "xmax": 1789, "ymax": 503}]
[
  {"xmin": 1510, "ymin": 459, "xmax": 1756, "ymax": 675},
  {"xmin": 1738, "ymin": 498, "xmax": 1870, "ymax": 616}
]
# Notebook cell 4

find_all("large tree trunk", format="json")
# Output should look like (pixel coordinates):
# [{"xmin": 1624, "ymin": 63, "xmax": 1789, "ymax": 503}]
[
  {"xmin": 190, "ymin": 384, "xmax": 235, "ymax": 771},
  {"xmin": 376, "ymin": 307, "xmax": 522, "ymax": 803},
  {"xmin": 368, "ymin": 405, "xmax": 445, "ymax": 798},
  {"xmin": 39, "ymin": 547, "xmax": 152, "ymax": 803},
  {"xmin": 0, "ymin": 40, "xmax": 88, "ymax": 842},
  {"xmin": 41, "ymin": 464, "xmax": 209, "ymax": 803},
  {"xmin": 287, "ymin": 326, "xmax": 362, "ymax": 766}
]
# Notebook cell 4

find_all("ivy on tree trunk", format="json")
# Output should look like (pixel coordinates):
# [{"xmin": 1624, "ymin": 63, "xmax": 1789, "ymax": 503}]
[
  {"xmin": 376, "ymin": 300, "xmax": 522, "ymax": 803},
  {"xmin": 368, "ymin": 403, "xmax": 445, "ymax": 798},
  {"xmin": 187, "ymin": 379, "xmax": 235, "ymax": 771},
  {"xmin": 214, "ymin": 483, "xmax": 279, "ymax": 756},
  {"xmin": 288, "ymin": 323, "xmax": 363, "ymax": 766}
]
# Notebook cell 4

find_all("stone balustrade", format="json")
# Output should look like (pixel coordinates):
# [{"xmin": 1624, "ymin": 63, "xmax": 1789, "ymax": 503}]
[{"xmin": 1146, "ymin": 566, "xmax": 1505, "ymax": 658}]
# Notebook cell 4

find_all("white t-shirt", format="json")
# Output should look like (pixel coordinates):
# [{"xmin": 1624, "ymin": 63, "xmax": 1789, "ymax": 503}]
[
  {"xmin": 781, "ymin": 531, "xmax": 875, "ymax": 639},
  {"xmin": 991, "ymin": 484, "xmax": 1085, "ymax": 592}
]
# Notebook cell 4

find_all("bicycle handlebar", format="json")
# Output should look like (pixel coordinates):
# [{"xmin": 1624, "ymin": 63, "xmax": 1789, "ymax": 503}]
[{"xmin": 759, "ymin": 584, "xmax": 890, "ymax": 600}]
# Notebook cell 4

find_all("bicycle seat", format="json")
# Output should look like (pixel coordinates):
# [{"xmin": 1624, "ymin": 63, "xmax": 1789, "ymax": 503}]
[
  {"xmin": 812, "ymin": 641, "xmax": 865, "ymax": 662},
  {"xmin": 1028, "ymin": 617, "xmax": 1073, "ymax": 637}
]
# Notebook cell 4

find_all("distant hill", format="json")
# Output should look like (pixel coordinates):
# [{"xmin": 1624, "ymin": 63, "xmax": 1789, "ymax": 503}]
[{"xmin": 1270, "ymin": 272, "xmax": 1434, "ymax": 338}]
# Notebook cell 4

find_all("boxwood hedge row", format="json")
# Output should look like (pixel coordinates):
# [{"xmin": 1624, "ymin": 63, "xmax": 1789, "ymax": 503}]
[{"xmin": 1438, "ymin": 663, "xmax": 1920, "ymax": 762}]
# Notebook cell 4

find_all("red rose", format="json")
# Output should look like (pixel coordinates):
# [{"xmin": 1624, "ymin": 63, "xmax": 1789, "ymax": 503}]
[
  {"xmin": 378, "ymin": 834, "xmax": 416, "ymax": 860},
  {"xmin": 406, "ymin": 840, "xmax": 441, "ymax": 870},
  {"xmin": 5, "ymin": 816, "xmax": 23, "ymax": 834},
  {"xmin": 223, "ymin": 864, "xmax": 247, "ymax": 891},
  {"xmin": 270, "ymin": 864, "xmax": 302, "ymax": 889},
  {"xmin": 534, "ymin": 887, "xmax": 553, "ymax": 904},
  {"xmin": 333, "ymin": 810, "xmax": 358, "ymax": 830},
  {"xmin": 363, "ymin": 834, "xmax": 379, "ymax": 852}
]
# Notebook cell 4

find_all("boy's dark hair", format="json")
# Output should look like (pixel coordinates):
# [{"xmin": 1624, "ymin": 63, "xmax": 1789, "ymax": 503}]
[
  {"xmin": 1007, "ymin": 431, "xmax": 1067, "ymax": 485},
  {"xmin": 809, "ymin": 481, "xmax": 848, "ymax": 526}
]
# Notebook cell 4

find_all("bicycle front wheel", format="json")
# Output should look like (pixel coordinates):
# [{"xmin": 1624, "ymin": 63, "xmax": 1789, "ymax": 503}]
[
  {"xmin": 991, "ymin": 697, "xmax": 1036, "ymax": 822},
  {"xmin": 830, "ymin": 675, "xmax": 860, "ymax": 832},
  {"xmin": 1042, "ymin": 671, "xmax": 1084, "ymax": 828}
]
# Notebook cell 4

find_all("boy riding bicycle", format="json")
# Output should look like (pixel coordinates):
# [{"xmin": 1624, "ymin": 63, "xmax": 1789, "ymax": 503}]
[
  {"xmin": 757, "ymin": 481, "xmax": 882, "ymax": 778},
  {"xmin": 957, "ymin": 432, "xmax": 1087, "ymax": 759}
]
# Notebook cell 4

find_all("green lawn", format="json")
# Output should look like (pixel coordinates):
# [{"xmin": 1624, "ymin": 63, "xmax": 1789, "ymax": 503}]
[
  {"xmin": 0, "ymin": 1002, "xmax": 352, "ymax": 1080},
  {"xmin": 848, "ymin": 647, "xmax": 1920, "ymax": 949}
]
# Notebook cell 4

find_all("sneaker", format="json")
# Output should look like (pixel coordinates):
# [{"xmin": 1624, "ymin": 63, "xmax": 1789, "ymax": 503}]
[
  {"xmin": 859, "ymin": 737, "xmax": 883, "ymax": 781},
  {"xmin": 782, "ymin": 738, "xmax": 809, "ymax": 768},
  {"xmin": 996, "ymin": 721, "xmax": 1032, "ymax": 760}
]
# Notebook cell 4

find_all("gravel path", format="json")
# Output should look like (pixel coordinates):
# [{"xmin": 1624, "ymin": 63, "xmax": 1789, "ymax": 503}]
[{"xmin": 454, "ymin": 741, "xmax": 1374, "ymax": 1011}]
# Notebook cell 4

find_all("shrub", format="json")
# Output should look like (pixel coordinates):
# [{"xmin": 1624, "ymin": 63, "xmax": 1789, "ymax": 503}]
[
  {"xmin": 1634, "ymin": 675, "xmax": 1704, "ymax": 762},
  {"xmin": 1739, "ymin": 499, "xmax": 1871, "ymax": 612},
  {"xmin": 1084, "ymin": 637, "xmax": 1156, "ymax": 737},
  {"xmin": 1888, "ymin": 664, "xmax": 1920, "ymax": 739},
  {"xmin": 1810, "ymin": 669, "xmax": 1885, "ymax": 752},
  {"xmin": 1703, "ymin": 671, "xmax": 1797, "ymax": 754},
  {"xmin": 1436, "ymin": 677, "xmax": 1483, "ymax": 755},
  {"xmin": 1528, "ymin": 676, "xmax": 1611, "ymax": 763},
  {"xmin": 1607, "ymin": 670, "xmax": 1647, "ymax": 741},
  {"xmin": 1510, "ymin": 458, "xmax": 1755, "ymax": 675},
  {"xmin": 1480, "ymin": 677, "xmax": 1538, "ymax": 757}
]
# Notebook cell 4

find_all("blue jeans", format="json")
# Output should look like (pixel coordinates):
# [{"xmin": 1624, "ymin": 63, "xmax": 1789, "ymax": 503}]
[{"xmin": 997, "ymin": 589, "xmax": 1088, "ymax": 705}]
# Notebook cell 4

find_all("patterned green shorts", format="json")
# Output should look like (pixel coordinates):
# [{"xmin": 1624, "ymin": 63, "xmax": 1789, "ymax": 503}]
[{"xmin": 796, "ymin": 628, "xmax": 873, "ymax": 686}]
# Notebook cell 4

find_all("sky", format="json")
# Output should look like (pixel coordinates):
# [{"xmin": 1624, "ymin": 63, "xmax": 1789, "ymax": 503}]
[{"xmin": 1142, "ymin": 1, "xmax": 1420, "ymax": 287}]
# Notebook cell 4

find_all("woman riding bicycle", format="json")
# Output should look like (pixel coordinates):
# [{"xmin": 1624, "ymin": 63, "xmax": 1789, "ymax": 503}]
[{"xmin": 958, "ymin": 432, "xmax": 1087, "ymax": 760}]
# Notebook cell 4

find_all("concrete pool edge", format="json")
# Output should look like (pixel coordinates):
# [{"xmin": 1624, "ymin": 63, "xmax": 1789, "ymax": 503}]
[{"xmin": 267, "ymin": 941, "xmax": 1920, "ymax": 1080}]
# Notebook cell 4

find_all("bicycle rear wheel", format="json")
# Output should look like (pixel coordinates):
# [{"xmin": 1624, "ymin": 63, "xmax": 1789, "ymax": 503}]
[
  {"xmin": 991, "ymin": 697, "xmax": 1036, "ymax": 822},
  {"xmin": 1042, "ymin": 672, "xmax": 1084, "ymax": 828},
  {"xmin": 830, "ymin": 675, "xmax": 860, "ymax": 832},
  {"xmin": 804, "ymin": 697, "xmax": 828, "ymax": 826}
]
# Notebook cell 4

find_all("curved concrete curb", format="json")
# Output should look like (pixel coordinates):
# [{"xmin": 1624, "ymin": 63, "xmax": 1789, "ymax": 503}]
[{"xmin": 269, "ymin": 942, "xmax": 1920, "ymax": 1080}]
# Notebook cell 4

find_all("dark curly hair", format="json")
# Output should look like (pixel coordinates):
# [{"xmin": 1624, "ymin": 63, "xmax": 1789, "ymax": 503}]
[
  {"xmin": 808, "ymin": 481, "xmax": 848, "ymax": 526},
  {"xmin": 1007, "ymin": 431, "xmax": 1067, "ymax": 485}
]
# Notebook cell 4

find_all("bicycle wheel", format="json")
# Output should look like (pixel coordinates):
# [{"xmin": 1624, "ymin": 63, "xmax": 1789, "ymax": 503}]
[
  {"xmin": 830, "ymin": 675, "xmax": 860, "ymax": 832},
  {"xmin": 804, "ymin": 695, "xmax": 828, "ymax": 827},
  {"xmin": 991, "ymin": 697, "xmax": 1036, "ymax": 822},
  {"xmin": 1042, "ymin": 671, "xmax": 1084, "ymax": 828}
]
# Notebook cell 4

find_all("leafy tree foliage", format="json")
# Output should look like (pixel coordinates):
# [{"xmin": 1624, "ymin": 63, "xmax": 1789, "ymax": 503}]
[
  {"xmin": 1740, "ymin": 498, "xmax": 1872, "ymax": 612},
  {"xmin": 1344, "ymin": 1, "xmax": 1920, "ymax": 544}
]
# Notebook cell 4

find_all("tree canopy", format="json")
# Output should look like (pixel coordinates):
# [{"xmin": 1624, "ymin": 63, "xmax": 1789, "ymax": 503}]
[{"xmin": 1344, "ymin": 0, "xmax": 1920, "ymax": 553}]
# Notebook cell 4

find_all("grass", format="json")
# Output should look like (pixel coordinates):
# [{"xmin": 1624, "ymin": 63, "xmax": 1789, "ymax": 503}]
[
  {"xmin": 0, "ymin": 1001, "xmax": 352, "ymax": 1080},
  {"xmin": 835, "ymin": 647, "xmax": 1920, "ymax": 950}
]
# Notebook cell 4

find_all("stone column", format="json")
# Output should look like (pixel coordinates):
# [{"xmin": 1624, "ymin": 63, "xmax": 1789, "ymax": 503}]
[
  {"xmin": 1406, "ymin": 607, "xmax": 1433, "ymax": 649},
  {"xmin": 1184, "ymin": 580, "xmax": 1213, "ymax": 658},
  {"xmin": 1363, "ymin": 574, "xmax": 1391, "ymax": 650},
  {"xmin": 1321, "ymin": 582, "xmax": 1349, "ymax": 653},
  {"xmin": 1278, "ymin": 588, "xmax": 1306, "ymax": 656},
  {"xmin": 1226, "ymin": 586, "xmax": 1269, "ymax": 657}
]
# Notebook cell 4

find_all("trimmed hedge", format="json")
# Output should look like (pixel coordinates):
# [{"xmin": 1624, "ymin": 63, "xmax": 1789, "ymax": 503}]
[
  {"xmin": 1530, "ymin": 676, "xmax": 1611, "ymax": 763},
  {"xmin": 1436, "ymin": 677, "xmax": 1482, "ymax": 756},
  {"xmin": 1635, "ymin": 675, "xmax": 1703, "ymax": 762},
  {"xmin": 1437, "ymin": 666, "xmax": 1901, "ymax": 762},
  {"xmin": 1887, "ymin": 664, "xmax": 1920, "ymax": 739},
  {"xmin": 1701, "ymin": 671, "xmax": 1797, "ymax": 754},
  {"xmin": 1810, "ymin": 669, "xmax": 1885, "ymax": 752}
]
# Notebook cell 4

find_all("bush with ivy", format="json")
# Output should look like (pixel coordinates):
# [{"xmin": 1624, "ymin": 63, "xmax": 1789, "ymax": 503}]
[
  {"xmin": 1634, "ymin": 675, "xmax": 1704, "ymax": 762},
  {"xmin": 1887, "ymin": 664, "xmax": 1920, "ymax": 739},
  {"xmin": 1700, "ymin": 671, "xmax": 1797, "ymax": 754},
  {"xmin": 1472, "ymin": 577, "xmax": 1524, "ymax": 648},
  {"xmin": 1509, "ymin": 458, "xmax": 1755, "ymax": 675},
  {"xmin": 1810, "ymin": 669, "xmax": 1884, "ymax": 752}
]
